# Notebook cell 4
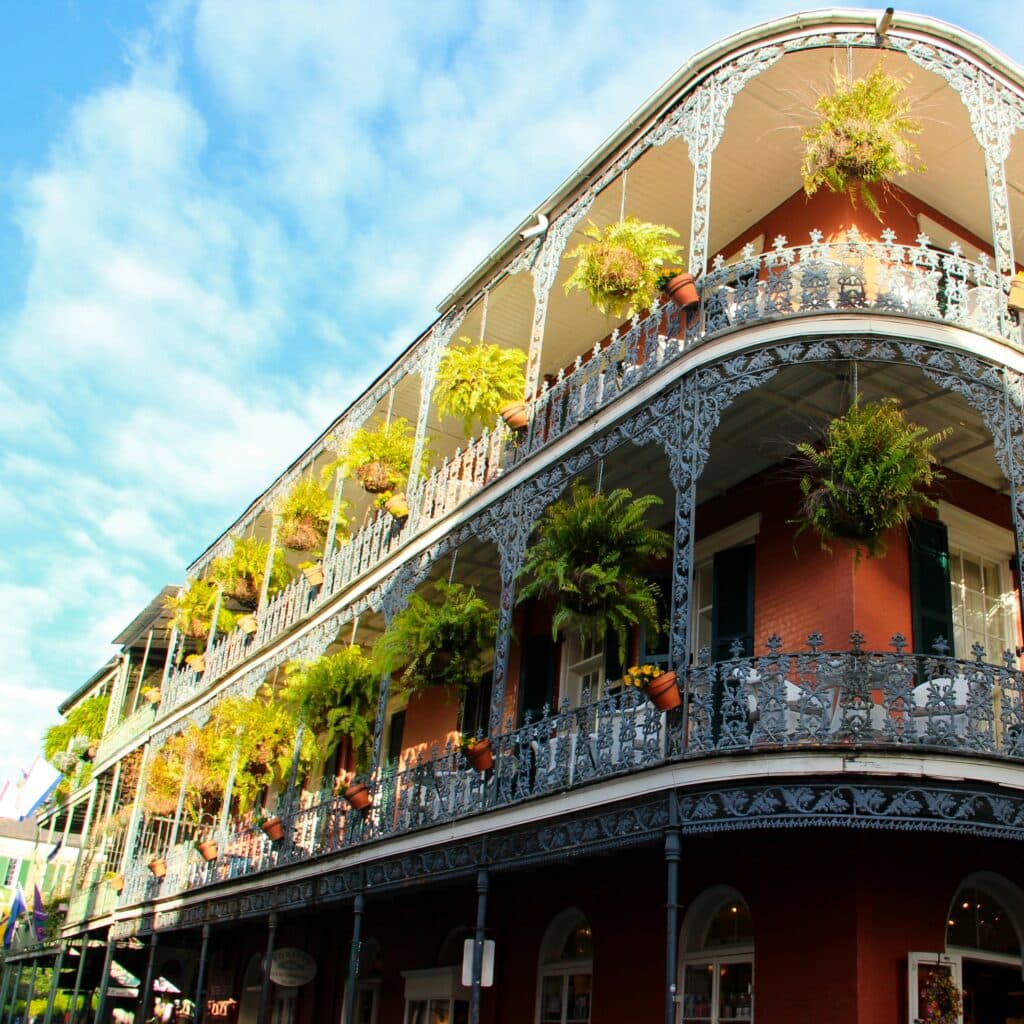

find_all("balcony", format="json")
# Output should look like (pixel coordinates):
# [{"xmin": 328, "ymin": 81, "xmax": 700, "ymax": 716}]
[{"xmin": 112, "ymin": 633, "xmax": 1024, "ymax": 911}]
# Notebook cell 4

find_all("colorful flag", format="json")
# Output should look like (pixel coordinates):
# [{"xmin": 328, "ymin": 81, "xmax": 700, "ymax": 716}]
[
  {"xmin": 32, "ymin": 885, "xmax": 46, "ymax": 942},
  {"xmin": 46, "ymin": 836, "xmax": 63, "ymax": 863},
  {"xmin": 3, "ymin": 887, "xmax": 25, "ymax": 948}
]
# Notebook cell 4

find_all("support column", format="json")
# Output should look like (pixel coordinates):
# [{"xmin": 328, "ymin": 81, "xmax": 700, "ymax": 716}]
[
  {"xmin": 69, "ymin": 938, "xmax": 88, "ymax": 1024},
  {"xmin": 665, "ymin": 822, "xmax": 682, "ymax": 1024},
  {"xmin": 668, "ymin": 381, "xmax": 698, "ymax": 676},
  {"xmin": 138, "ymin": 932, "xmax": 159, "ymax": 1024},
  {"xmin": 119, "ymin": 742, "xmax": 154, "ymax": 879},
  {"xmin": 488, "ymin": 534, "xmax": 524, "ymax": 737},
  {"xmin": 168, "ymin": 748, "xmax": 195, "ymax": 849},
  {"xmin": 255, "ymin": 519, "xmax": 280, "ymax": 619},
  {"xmin": 23, "ymin": 961, "xmax": 38, "ymax": 1024},
  {"xmin": 341, "ymin": 894, "xmax": 364, "ymax": 1024},
  {"xmin": 69, "ymin": 782, "xmax": 99, "ymax": 893},
  {"xmin": 193, "ymin": 924, "xmax": 211, "ymax": 1019},
  {"xmin": 469, "ymin": 869, "xmax": 489, "ymax": 1024},
  {"xmin": 93, "ymin": 935, "xmax": 115, "ymax": 1024},
  {"xmin": 324, "ymin": 469, "xmax": 347, "ymax": 555},
  {"xmin": 255, "ymin": 912, "xmax": 278, "ymax": 1024},
  {"xmin": 0, "ymin": 963, "xmax": 11, "ymax": 1024},
  {"xmin": 43, "ymin": 945, "xmax": 65, "ymax": 1024},
  {"xmin": 204, "ymin": 583, "xmax": 227, "ymax": 655}
]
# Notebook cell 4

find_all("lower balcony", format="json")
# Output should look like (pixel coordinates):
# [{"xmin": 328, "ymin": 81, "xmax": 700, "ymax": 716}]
[{"xmin": 114, "ymin": 633, "xmax": 1024, "ymax": 911}]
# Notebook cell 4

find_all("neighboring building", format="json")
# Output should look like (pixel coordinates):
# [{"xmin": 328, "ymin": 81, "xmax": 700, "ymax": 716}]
[
  {"xmin": 0, "ymin": 759, "xmax": 60, "ymax": 823},
  {"xmin": 11, "ymin": 8, "xmax": 1024, "ymax": 1024}
]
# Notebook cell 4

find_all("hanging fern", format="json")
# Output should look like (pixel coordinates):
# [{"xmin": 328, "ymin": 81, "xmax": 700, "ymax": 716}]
[
  {"xmin": 374, "ymin": 580, "xmax": 497, "ymax": 697},
  {"xmin": 801, "ymin": 65, "xmax": 924, "ymax": 219},
  {"xmin": 42, "ymin": 695, "xmax": 109, "ymax": 772},
  {"xmin": 518, "ymin": 482, "xmax": 671, "ymax": 661},
  {"xmin": 282, "ymin": 646, "xmax": 378, "ymax": 772},
  {"xmin": 210, "ymin": 536, "xmax": 291, "ymax": 610},
  {"xmin": 791, "ymin": 397, "xmax": 950, "ymax": 559},
  {"xmin": 164, "ymin": 578, "xmax": 238, "ymax": 639},
  {"xmin": 277, "ymin": 475, "xmax": 349, "ymax": 552},
  {"xmin": 433, "ymin": 338, "xmax": 528, "ymax": 438},
  {"xmin": 563, "ymin": 218, "xmax": 683, "ymax": 318}
]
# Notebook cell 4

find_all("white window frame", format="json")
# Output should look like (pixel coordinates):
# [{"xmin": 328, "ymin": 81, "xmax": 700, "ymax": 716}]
[
  {"xmin": 678, "ymin": 950, "xmax": 754, "ymax": 1024},
  {"xmin": 537, "ymin": 959, "xmax": 593, "ymax": 1024},
  {"xmin": 938, "ymin": 502, "xmax": 1019, "ymax": 662},
  {"xmin": 907, "ymin": 952, "xmax": 962, "ymax": 1024}
]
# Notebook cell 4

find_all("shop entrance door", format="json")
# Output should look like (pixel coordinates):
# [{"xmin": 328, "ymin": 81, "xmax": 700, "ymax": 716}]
[{"xmin": 962, "ymin": 958, "xmax": 1024, "ymax": 1024}]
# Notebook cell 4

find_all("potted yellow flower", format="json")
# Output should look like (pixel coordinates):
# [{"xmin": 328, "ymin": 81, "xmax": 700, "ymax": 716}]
[{"xmin": 624, "ymin": 664, "xmax": 680, "ymax": 711}]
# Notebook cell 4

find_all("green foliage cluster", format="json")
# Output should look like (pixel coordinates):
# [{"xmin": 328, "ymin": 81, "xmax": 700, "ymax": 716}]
[
  {"xmin": 165, "ymin": 578, "xmax": 237, "ymax": 639},
  {"xmin": 143, "ymin": 723, "xmax": 224, "ymax": 822},
  {"xmin": 282, "ymin": 646, "xmax": 378, "ymax": 772},
  {"xmin": 333, "ymin": 418, "xmax": 428, "ymax": 494},
  {"xmin": 564, "ymin": 218, "xmax": 683, "ymax": 318},
  {"xmin": 210, "ymin": 536, "xmax": 291, "ymax": 610},
  {"xmin": 433, "ymin": 338, "xmax": 528, "ymax": 438},
  {"xmin": 277, "ymin": 475, "xmax": 349, "ymax": 551},
  {"xmin": 42, "ymin": 695, "xmax": 110, "ymax": 772},
  {"xmin": 375, "ymin": 580, "xmax": 497, "ymax": 697},
  {"xmin": 801, "ymin": 65, "xmax": 924, "ymax": 219},
  {"xmin": 792, "ymin": 397, "xmax": 950, "ymax": 559},
  {"xmin": 518, "ymin": 482, "xmax": 671, "ymax": 661}
]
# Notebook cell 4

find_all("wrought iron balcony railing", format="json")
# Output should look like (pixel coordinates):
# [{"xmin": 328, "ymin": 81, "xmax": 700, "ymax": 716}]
[
  {"xmin": 117, "ymin": 229, "xmax": 1015, "ymax": 738},
  {"xmin": 113, "ymin": 634, "xmax": 1024, "ymax": 910}
]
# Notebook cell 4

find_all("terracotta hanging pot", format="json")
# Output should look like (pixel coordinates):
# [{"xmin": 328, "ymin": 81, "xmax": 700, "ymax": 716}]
[
  {"xmin": 237, "ymin": 614, "xmax": 258, "ymax": 636},
  {"xmin": 465, "ymin": 738, "xmax": 494, "ymax": 772},
  {"xmin": 499, "ymin": 401, "xmax": 529, "ymax": 430},
  {"xmin": 147, "ymin": 857, "xmax": 167, "ymax": 879},
  {"xmin": 260, "ymin": 817, "xmax": 285, "ymax": 842},
  {"xmin": 302, "ymin": 564, "xmax": 325, "ymax": 587},
  {"xmin": 344, "ymin": 782, "xmax": 372, "ymax": 811},
  {"xmin": 107, "ymin": 873, "xmax": 124, "ymax": 894},
  {"xmin": 1009, "ymin": 277, "xmax": 1024, "ymax": 313},
  {"xmin": 384, "ymin": 493, "xmax": 409, "ymax": 520},
  {"xmin": 663, "ymin": 272, "xmax": 699, "ymax": 310},
  {"xmin": 644, "ymin": 670, "xmax": 681, "ymax": 711},
  {"xmin": 196, "ymin": 839, "xmax": 219, "ymax": 863},
  {"xmin": 142, "ymin": 688, "xmax": 162, "ymax": 705}
]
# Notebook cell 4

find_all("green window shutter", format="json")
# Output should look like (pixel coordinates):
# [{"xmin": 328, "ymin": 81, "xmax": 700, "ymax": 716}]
[
  {"xmin": 17, "ymin": 860, "xmax": 30, "ymax": 886},
  {"xmin": 520, "ymin": 635, "xmax": 558, "ymax": 723},
  {"xmin": 712, "ymin": 545, "xmax": 756, "ymax": 661},
  {"xmin": 385, "ymin": 710, "xmax": 406, "ymax": 766},
  {"xmin": 0, "ymin": 858, "xmax": 10, "ymax": 886},
  {"xmin": 909, "ymin": 518, "xmax": 954, "ymax": 655}
]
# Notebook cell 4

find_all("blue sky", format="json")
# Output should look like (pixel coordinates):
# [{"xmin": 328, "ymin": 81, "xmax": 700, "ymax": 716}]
[{"xmin": 2, "ymin": 0, "xmax": 1023, "ymax": 785}]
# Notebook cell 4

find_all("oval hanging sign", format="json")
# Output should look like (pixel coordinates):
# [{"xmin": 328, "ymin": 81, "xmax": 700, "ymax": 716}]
[{"xmin": 269, "ymin": 948, "xmax": 317, "ymax": 987}]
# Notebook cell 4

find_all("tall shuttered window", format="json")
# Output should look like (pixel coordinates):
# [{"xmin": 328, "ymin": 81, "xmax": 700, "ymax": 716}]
[{"xmin": 909, "ymin": 518, "xmax": 955, "ymax": 655}]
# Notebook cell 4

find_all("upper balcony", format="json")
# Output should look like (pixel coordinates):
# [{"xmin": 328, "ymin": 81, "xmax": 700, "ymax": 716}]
[{"xmin": 93, "ymin": 12, "xmax": 1024, "ymax": 765}]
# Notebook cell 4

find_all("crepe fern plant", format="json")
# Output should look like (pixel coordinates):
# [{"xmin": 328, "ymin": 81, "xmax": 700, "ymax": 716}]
[
  {"xmin": 164, "ymin": 578, "xmax": 237, "ymax": 640},
  {"xmin": 282, "ymin": 646, "xmax": 378, "ymax": 772},
  {"xmin": 43, "ymin": 695, "xmax": 110, "ymax": 773},
  {"xmin": 332, "ymin": 418, "xmax": 429, "ymax": 495},
  {"xmin": 791, "ymin": 397, "xmax": 950, "ymax": 559},
  {"xmin": 564, "ymin": 217, "xmax": 683, "ymax": 318},
  {"xmin": 433, "ymin": 338, "xmax": 528, "ymax": 438},
  {"xmin": 518, "ymin": 482, "xmax": 671, "ymax": 662},
  {"xmin": 374, "ymin": 580, "xmax": 497, "ymax": 697},
  {"xmin": 210, "ymin": 536, "xmax": 291, "ymax": 610},
  {"xmin": 802, "ymin": 65, "xmax": 924, "ymax": 219}
]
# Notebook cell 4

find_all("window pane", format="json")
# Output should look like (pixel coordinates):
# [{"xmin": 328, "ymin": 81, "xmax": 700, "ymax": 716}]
[
  {"xmin": 705, "ymin": 899, "xmax": 754, "ymax": 947},
  {"xmin": 429, "ymin": 999, "xmax": 450, "ymax": 1024},
  {"xmin": 682, "ymin": 963, "xmax": 713, "ymax": 1023},
  {"xmin": 947, "ymin": 885, "xmax": 1019, "ymax": 954},
  {"xmin": 566, "ymin": 974, "xmax": 591, "ymax": 1024},
  {"xmin": 541, "ymin": 976, "xmax": 564, "ymax": 1023},
  {"xmin": 718, "ymin": 961, "xmax": 753, "ymax": 1020}
]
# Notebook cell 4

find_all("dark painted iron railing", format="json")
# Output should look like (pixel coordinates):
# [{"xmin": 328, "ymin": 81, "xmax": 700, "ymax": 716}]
[{"xmin": 114, "ymin": 634, "xmax": 1024, "ymax": 907}]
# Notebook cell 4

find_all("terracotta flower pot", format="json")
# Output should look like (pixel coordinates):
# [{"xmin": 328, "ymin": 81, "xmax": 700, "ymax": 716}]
[
  {"xmin": 345, "ymin": 783, "xmax": 372, "ymax": 811},
  {"xmin": 260, "ymin": 817, "xmax": 285, "ymax": 842},
  {"xmin": 237, "ymin": 614, "xmax": 258, "ymax": 636},
  {"xmin": 148, "ymin": 857, "xmax": 167, "ymax": 879},
  {"xmin": 186, "ymin": 654, "xmax": 206, "ymax": 674},
  {"xmin": 196, "ymin": 840, "xmax": 219, "ymax": 862},
  {"xmin": 499, "ymin": 400, "xmax": 529, "ymax": 430},
  {"xmin": 143, "ymin": 689, "xmax": 161, "ymax": 705},
  {"xmin": 107, "ymin": 873, "xmax": 124, "ymax": 894},
  {"xmin": 384, "ymin": 493, "xmax": 409, "ymax": 520},
  {"xmin": 465, "ymin": 738, "xmax": 494, "ymax": 772},
  {"xmin": 663, "ymin": 272, "xmax": 699, "ymax": 310},
  {"xmin": 644, "ymin": 670, "xmax": 681, "ymax": 711},
  {"xmin": 302, "ymin": 564, "xmax": 325, "ymax": 587},
  {"xmin": 83, "ymin": 744, "xmax": 98, "ymax": 762},
  {"xmin": 1009, "ymin": 278, "xmax": 1024, "ymax": 313}
]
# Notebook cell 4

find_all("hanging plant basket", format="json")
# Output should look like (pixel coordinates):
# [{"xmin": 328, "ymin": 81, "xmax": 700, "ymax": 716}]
[
  {"xmin": 790, "ymin": 398, "xmax": 950, "ymax": 559},
  {"xmin": 356, "ymin": 460, "xmax": 395, "ymax": 494},
  {"xmin": 499, "ymin": 400, "xmax": 529, "ymax": 430},
  {"xmin": 260, "ymin": 816, "xmax": 285, "ymax": 842},
  {"xmin": 344, "ymin": 782, "xmax": 372, "ymax": 811},
  {"xmin": 147, "ymin": 857, "xmax": 167, "ymax": 879},
  {"xmin": 196, "ymin": 839, "xmax": 219, "ymax": 863},
  {"xmin": 280, "ymin": 515, "xmax": 321, "ymax": 552}
]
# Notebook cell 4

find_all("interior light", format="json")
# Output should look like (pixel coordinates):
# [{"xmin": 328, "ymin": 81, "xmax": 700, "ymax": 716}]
[
  {"xmin": 948, "ymin": 920, "xmax": 957, "ymax": 927},
  {"xmin": 963, "ymin": 902, "xmax": 971, "ymax": 909}
]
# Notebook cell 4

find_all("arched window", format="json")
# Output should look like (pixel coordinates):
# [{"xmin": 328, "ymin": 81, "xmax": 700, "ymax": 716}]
[
  {"xmin": 679, "ymin": 887, "xmax": 754, "ymax": 1023},
  {"xmin": 537, "ymin": 908, "xmax": 592, "ymax": 1024}
]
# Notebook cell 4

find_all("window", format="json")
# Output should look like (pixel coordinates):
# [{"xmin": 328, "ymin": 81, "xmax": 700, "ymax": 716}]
[
  {"xmin": 691, "ymin": 517, "xmax": 760, "ymax": 663},
  {"xmin": 537, "ymin": 909, "xmax": 593, "ymax": 1024},
  {"xmin": 401, "ymin": 967, "xmax": 469, "ymax": 1024},
  {"xmin": 3, "ymin": 860, "xmax": 18, "ymax": 887},
  {"xmin": 679, "ymin": 888, "xmax": 754, "ymax": 1023}
]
